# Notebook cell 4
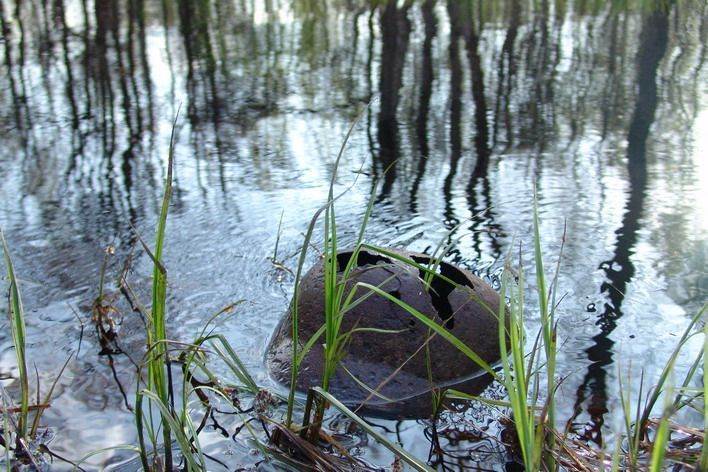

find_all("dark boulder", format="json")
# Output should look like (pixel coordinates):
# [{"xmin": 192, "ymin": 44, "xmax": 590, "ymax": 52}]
[{"xmin": 266, "ymin": 247, "xmax": 507, "ymax": 419}]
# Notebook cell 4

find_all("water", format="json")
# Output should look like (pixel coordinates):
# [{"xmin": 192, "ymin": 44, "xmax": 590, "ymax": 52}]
[{"xmin": 0, "ymin": 0, "xmax": 706, "ymax": 469}]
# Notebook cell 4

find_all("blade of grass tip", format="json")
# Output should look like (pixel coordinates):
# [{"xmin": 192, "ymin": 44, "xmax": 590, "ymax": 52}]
[
  {"xmin": 422, "ymin": 224, "xmax": 468, "ymax": 289},
  {"xmin": 548, "ymin": 220, "xmax": 566, "ymax": 323},
  {"xmin": 312, "ymin": 387, "xmax": 434, "ymax": 472},
  {"xmin": 272, "ymin": 209, "xmax": 285, "ymax": 263},
  {"xmin": 1, "ymin": 230, "xmax": 29, "ymax": 440},
  {"xmin": 193, "ymin": 301, "xmax": 243, "ymax": 344},
  {"xmin": 30, "ymin": 353, "xmax": 74, "ymax": 437},
  {"xmin": 327, "ymin": 101, "xmax": 370, "ymax": 195},
  {"xmin": 532, "ymin": 189, "xmax": 548, "ymax": 328}
]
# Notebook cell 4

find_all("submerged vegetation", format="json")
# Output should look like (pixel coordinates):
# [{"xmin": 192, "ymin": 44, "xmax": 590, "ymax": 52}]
[{"xmin": 1, "ymin": 115, "xmax": 706, "ymax": 470}]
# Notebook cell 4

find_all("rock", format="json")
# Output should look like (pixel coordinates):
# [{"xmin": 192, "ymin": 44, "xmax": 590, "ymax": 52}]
[{"xmin": 266, "ymin": 247, "xmax": 508, "ymax": 419}]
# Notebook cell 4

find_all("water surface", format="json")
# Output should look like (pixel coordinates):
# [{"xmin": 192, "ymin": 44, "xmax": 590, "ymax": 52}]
[{"xmin": 0, "ymin": 0, "xmax": 706, "ymax": 469}]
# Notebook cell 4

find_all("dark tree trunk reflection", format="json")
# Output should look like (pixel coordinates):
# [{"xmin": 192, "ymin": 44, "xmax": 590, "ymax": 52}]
[
  {"xmin": 571, "ymin": 5, "xmax": 671, "ymax": 445},
  {"xmin": 409, "ymin": 0, "xmax": 437, "ymax": 213},
  {"xmin": 375, "ymin": 0, "xmax": 410, "ymax": 199},
  {"xmin": 442, "ymin": 0, "xmax": 463, "ymax": 236}
]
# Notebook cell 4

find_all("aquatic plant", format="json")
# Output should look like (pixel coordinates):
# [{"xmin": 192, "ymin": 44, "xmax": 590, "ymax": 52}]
[
  {"xmin": 128, "ymin": 115, "xmax": 264, "ymax": 471},
  {"xmin": 131, "ymin": 113, "xmax": 179, "ymax": 470},
  {"xmin": 1, "ymin": 232, "xmax": 73, "ymax": 467},
  {"xmin": 618, "ymin": 304, "xmax": 706, "ymax": 470},
  {"xmin": 0, "ymin": 231, "xmax": 29, "ymax": 444},
  {"xmin": 437, "ymin": 196, "xmax": 561, "ymax": 471},
  {"xmin": 443, "ymin": 206, "xmax": 706, "ymax": 470}
]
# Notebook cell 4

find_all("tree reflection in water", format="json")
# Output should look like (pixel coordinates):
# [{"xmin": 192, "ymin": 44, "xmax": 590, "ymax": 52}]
[
  {"xmin": 571, "ymin": 4, "xmax": 670, "ymax": 445},
  {"xmin": 0, "ymin": 0, "xmax": 705, "ymax": 467}
]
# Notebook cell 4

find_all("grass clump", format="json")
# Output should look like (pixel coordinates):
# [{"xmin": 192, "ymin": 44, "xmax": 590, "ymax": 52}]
[
  {"xmin": 494, "ymin": 194, "xmax": 561, "ymax": 471},
  {"xmin": 128, "ymin": 115, "xmax": 264, "ymax": 471},
  {"xmin": 131, "ymin": 113, "xmax": 179, "ymax": 470}
]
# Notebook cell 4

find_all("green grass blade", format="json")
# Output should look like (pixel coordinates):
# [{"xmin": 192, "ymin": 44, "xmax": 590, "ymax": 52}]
[
  {"xmin": 357, "ymin": 282, "xmax": 500, "ymax": 381},
  {"xmin": 131, "ymin": 111, "xmax": 179, "ymax": 469},
  {"xmin": 285, "ymin": 199, "xmax": 327, "ymax": 426},
  {"xmin": 650, "ymin": 381, "xmax": 674, "ymax": 472},
  {"xmin": 141, "ymin": 390, "xmax": 205, "ymax": 471},
  {"xmin": 272, "ymin": 209, "xmax": 285, "ymax": 263},
  {"xmin": 498, "ymin": 257, "xmax": 536, "ymax": 470},
  {"xmin": 359, "ymin": 244, "xmax": 502, "ymax": 320},
  {"xmin": 286, "ymin": 105, "xmax": 370, "ymax": 427},
  {"xmin": 610, "ymin": 435, "xmax": 623, "ymax": 472},
  {"xmin": 205, "ymin": 334, "xmax": 258, "ymax": 393},
  {"xmin": 311, "ymin": 387, "xmax": 434, "ymax": 472},
  {"xmin": 73, "ymin": 445, "xmax": 143, "ymax": 469},
  {"xmin": 30, "ymin": 353, "xmax": 73, "ymax": 437},
  {"xmin": 649, "ymin": 416, "xmax": 669, "ymax": 472},
  {"xmin": 444, "ymin": 389, "xmax": 514, "ymax": 408},
  {"xmin": 339, "ymin": 364, "xmax": 395, "ymax": 402},
  {"xmin": 297, "ymin": 324, "xmax": 327, "ymax": 366},
  {"xmin": 1, "ymin": 230, "xmax": 29, "ymax": 440},
  {"xmin": 151, "ymin": 111, "xmax": 179, "ymax": 469},
  {"xmin": 134, "ymin": 387, "xmax": 152, "ymax": 471}
]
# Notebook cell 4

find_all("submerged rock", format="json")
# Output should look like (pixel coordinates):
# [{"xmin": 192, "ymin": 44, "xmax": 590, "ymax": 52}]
[{"xmin": 266, "ymin": 248, "xmax": 507, "ymax": 419}]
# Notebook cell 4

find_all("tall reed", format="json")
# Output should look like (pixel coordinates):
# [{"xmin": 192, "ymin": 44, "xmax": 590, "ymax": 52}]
[{"xmin": 134, "ymin": 115, "xmax": 178, "ymax": 470}]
